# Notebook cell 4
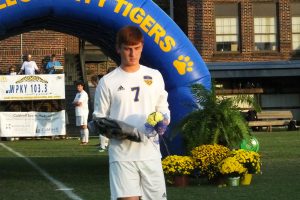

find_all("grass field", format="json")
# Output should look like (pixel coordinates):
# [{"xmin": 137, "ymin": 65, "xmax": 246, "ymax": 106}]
[{"xmin": 0, "ymin": 131, "xmax": 299, "ymax": 200}]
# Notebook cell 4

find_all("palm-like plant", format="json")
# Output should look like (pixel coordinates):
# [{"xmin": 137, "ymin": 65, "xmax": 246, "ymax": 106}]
[{"xmin": 178, "ymin": 84, "xmax": 258, "ymax": 152}]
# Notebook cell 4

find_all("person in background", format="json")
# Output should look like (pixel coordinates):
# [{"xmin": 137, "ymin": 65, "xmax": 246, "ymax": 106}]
[
  {"xmin": 90, "ymin": 74, "xmax": 110, "ymax": 152},
  {"xmin": 46, "ymin": 54, "xmax": 62, "ymax": 74},
  {"xmin": 90, "ymin": 67, "xmax": 115, "ymax": 152},
  {"xmin": 73, "ymin": 81, "xmax": 89, "ymax": 145},
  {"xmin": 8, "ymin": 65, "xmax": 17, "ymax": 75},
  {"xmin": 93, "ymin": 26, "xmax": 170, "ymax": 200},
  {"xmin": 18, "ymin": 54, "xmax": 39, "ymax": 75},
  {"xmin": 91, "ymin": 75, "xmax": 101, "ymax": 90},
  {"xmin": 90, "ymin": 74, "xmax": 103, "ymax": 107}
]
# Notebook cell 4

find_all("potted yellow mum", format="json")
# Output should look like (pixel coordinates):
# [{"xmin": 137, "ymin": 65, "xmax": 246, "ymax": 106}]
[
  {"xmin": 162, "ymin": 155, "xmax": 194, "ymax": 187},
  {"xmin": 231, "ymin": 149, "xmax": 261, "ymax": 185},
  {"xmin": 191, "ymin": 144, "xmax": 230, "ymax": 180},
  {"xmin": 218, "ymin": 156, "xmax": 247, "ymax": 186}
]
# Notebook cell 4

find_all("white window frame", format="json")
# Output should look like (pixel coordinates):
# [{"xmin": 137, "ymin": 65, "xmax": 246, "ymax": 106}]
[
  {"xmin": 292, "ymin": 16, "xmax": 300, "ymax": 51},
  {"xmin": 254, "ymin": 17, "xmax": 277, "ymax": 51},
  {"xmin": 215, "ymin": 17, "xmax": 239, "ymax": 52}
]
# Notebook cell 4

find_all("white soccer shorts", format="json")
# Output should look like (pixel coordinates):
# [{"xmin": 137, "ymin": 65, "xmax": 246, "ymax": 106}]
[
  {"xmin": 76, "ymin": 115, "xmax": 88, "ymax": 126},
  {"xmin": 109, "ymin": 159, "xmax": 167, "ymax": 200}
]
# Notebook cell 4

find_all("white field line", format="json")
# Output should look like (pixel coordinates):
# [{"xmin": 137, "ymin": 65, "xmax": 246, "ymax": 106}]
[{"xmin": 0, "ymin": 143, "xmax": 83, "ymax": 200}]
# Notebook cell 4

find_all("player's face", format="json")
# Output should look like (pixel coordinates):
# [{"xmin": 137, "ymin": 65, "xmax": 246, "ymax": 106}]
[
  {"xmin": 77, "ymin": 84, "xmax": 83, "ymax": 92},
  {"xmin": 117, "ymin": 42, "xmax": 143, "ymax": 68}
]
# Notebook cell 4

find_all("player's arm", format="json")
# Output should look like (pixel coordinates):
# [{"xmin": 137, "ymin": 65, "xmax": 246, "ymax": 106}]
[
  {"xmin": 34, "ymin": 62, "xmax": 40, "ymax": 72},
  {"xmin": 93, "ymin": 77, "xmax": 110, "ymax": 119},
  {"xmin": 18, "ymin": 63, "xmax": 25, "ymax": 75},
  {"xmin": 72, "ymin": 100, "xmax": 82, "ymax": 106},
  {"xmin": 46, "ymin": 62, "xmax": 52, "ymax": 70},
  {"xmin": 72, "ymin": 94, "xmax": 82, "ymax": 106},
  {"xmin": 73, "ymin": 101, "xmax": 82, "ymax": 106},
  {"xmin": 75, "ymin": 92, "xmax": 88, "ymax": 107},
  {"xmin": 155, "ymin": 72, "xmax": 170, "ymax": 124}
]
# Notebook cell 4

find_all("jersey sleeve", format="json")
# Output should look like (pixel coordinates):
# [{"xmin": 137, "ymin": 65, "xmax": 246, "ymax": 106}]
[
  {"xmin": 21, "ymin": 62, "xmax": 25, "ymax": 70},
  {"xmin": 155, "ymin": 71, "xmax": 171, "ymax": 122},
  {"xmin": 78, "ymin": 92, "xmax": 88, "ymax": 103},
  {"xmin": 73, "ymin": 93, "xmax": 79, "ymax": 103},
  {"xmin": 33, "ymin": 62, "xmax": 39, "ymax": 70},
  {"xmin": 93, "ymin": 77, "xmax": 110, "ymax": 118}
]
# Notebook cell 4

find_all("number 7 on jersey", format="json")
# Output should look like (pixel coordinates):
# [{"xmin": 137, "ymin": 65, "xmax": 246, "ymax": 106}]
[{"xmin": 131, "ymin": 87, "xmax": 140, "ymax": 102}]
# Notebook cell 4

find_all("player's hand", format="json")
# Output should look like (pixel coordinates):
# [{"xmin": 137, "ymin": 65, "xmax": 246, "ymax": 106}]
[
  {"xmin": 73, "ymin": 101, "xmax": 82, "ymax": 106},
  {"xmin": 154, "ymin": 120, "xmax": 168, "ymax": 135}
]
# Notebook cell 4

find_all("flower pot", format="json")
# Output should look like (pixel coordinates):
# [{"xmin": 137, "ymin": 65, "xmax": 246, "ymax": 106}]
[
  {"xmin": 212, "ymin": 175, "xmax": 226, "ymax": 186},
  {"xmin": 174, "ymin": 175, "xmax": 189, "ymax": 187},
  {"xmin": 241, "ymin": 173, "xmax": 253, "ymax": 186},
  {"xmin": 227, "ymin": 176, "xmax": 240, "ymax": 187}
]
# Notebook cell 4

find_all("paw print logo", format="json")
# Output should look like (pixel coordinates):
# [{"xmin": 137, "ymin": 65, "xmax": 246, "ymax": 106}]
[{"xmin": 173, "ymin": 55, "xmax": 194, "ymax": 75}]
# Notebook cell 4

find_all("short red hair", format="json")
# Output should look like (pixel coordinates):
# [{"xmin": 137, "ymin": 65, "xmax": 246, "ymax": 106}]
[{"xmin": 116, "ymin": 26, "xmax": 144, "ymax": 48}]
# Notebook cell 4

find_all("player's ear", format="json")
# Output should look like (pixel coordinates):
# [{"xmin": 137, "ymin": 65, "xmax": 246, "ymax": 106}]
[
  {"xmin": 116, "ymin": 44, "xmax": 121, "ymax": 54},
  {"xmin": 116, "ymin": 47, "xmax": 120, "ymax": 54}
]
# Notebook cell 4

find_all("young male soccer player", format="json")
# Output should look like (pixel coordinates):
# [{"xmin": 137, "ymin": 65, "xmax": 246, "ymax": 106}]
[
  {"xmin": 93, "ymin": 26, "xmax": 170, "ymax": 200},
  {"xmin": 73, "ymin": 81, "xmax": 89, "ymax": 145}
]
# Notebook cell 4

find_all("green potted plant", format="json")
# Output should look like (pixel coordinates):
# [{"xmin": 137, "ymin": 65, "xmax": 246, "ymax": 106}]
[{"xmin": 178, "ymin": 83, "xmax": 258, "ymax": 151}]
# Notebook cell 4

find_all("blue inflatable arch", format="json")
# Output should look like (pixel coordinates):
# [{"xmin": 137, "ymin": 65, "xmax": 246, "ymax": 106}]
[{"xmin": 0, "ymin": 0, "xmax": 211, "ymax": 154}]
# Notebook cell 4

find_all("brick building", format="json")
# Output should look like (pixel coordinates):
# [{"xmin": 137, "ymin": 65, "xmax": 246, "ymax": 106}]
[
  {"xmin": 1, "ymin": 0, "xmax": 300, "ymax": 122},
  {"xmin": 182, "ymin": 0, "xmax": 300, "ymax": 121},
  {"xmin": 0, "ymin": 31, "xmax": 77, "ymax": 72}
]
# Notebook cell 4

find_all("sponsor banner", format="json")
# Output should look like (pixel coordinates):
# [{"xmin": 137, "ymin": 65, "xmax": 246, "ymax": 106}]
[
  {"xmin": 0, "ymin": 74, "xmax": 65, "ymax": 101},
  {"xmin": 0, "ymin": 111, "xmax": 66, "ymax": 137}
]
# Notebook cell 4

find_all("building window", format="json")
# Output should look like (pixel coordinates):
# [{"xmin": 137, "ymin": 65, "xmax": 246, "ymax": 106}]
[
  {"xmin": 292, "ymin": 17, "xmax": 300, "ymax": 50},
  {"xmin": 253, "ymin": 3, "xmax": 277, "ymax": 51},
  {"xmin": 215, "ymin": 4, "xmax": 239, "ymax": 52},
  {"xmin": 291, "ymin": 3, "xmax": 300, "ymax": 51}
]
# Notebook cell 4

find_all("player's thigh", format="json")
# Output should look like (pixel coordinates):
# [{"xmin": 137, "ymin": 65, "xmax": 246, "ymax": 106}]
[
  {"xmin": 76, "ymin": 115, "xmax": 88, "ymax": 126},
  {"xmin": 76, "ymin": 116, "xmax": 82, "ymax": 126},
  {"xmin": 109, "ymin": 161, "xmax": 141, "ymax": 200},
  {"xmin": 81, "ymin": 115, "xmax": 88, "ymax": 125},
  {"xmin": 138, "ymin": 160, "xmax": 167, "ymax": 200}
]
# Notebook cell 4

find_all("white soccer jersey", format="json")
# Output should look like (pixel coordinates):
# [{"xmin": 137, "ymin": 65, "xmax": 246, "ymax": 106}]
[
  {"xmin": 93, "ymin": 65, "xmax": 170, "ymax": 162},
  {"xmin": 73, "ymin": 90, "xmax": 89, "ymax": 116},
  {"xmin": 21, "ymin": 61, "xmax": 38, "ymax": 75}
]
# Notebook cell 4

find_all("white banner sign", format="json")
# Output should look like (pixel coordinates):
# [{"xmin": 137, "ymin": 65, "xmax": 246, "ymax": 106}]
[
  {"xmin": 0, "ymin": 74, "xmax": 65, "ymax": 100},
  {"xmin": 0, "ymin": 111, "xmax": 66, "ymax": 137}
]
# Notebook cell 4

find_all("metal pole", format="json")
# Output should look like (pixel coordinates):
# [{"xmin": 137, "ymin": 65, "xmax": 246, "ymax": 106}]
[
  {"xmin": 169, "ymin": 0, "xmax": 174, "ymax": 19},
  {"xmin": 20, "ymin": 34, "xmax": 23, "ymax": 63}
]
